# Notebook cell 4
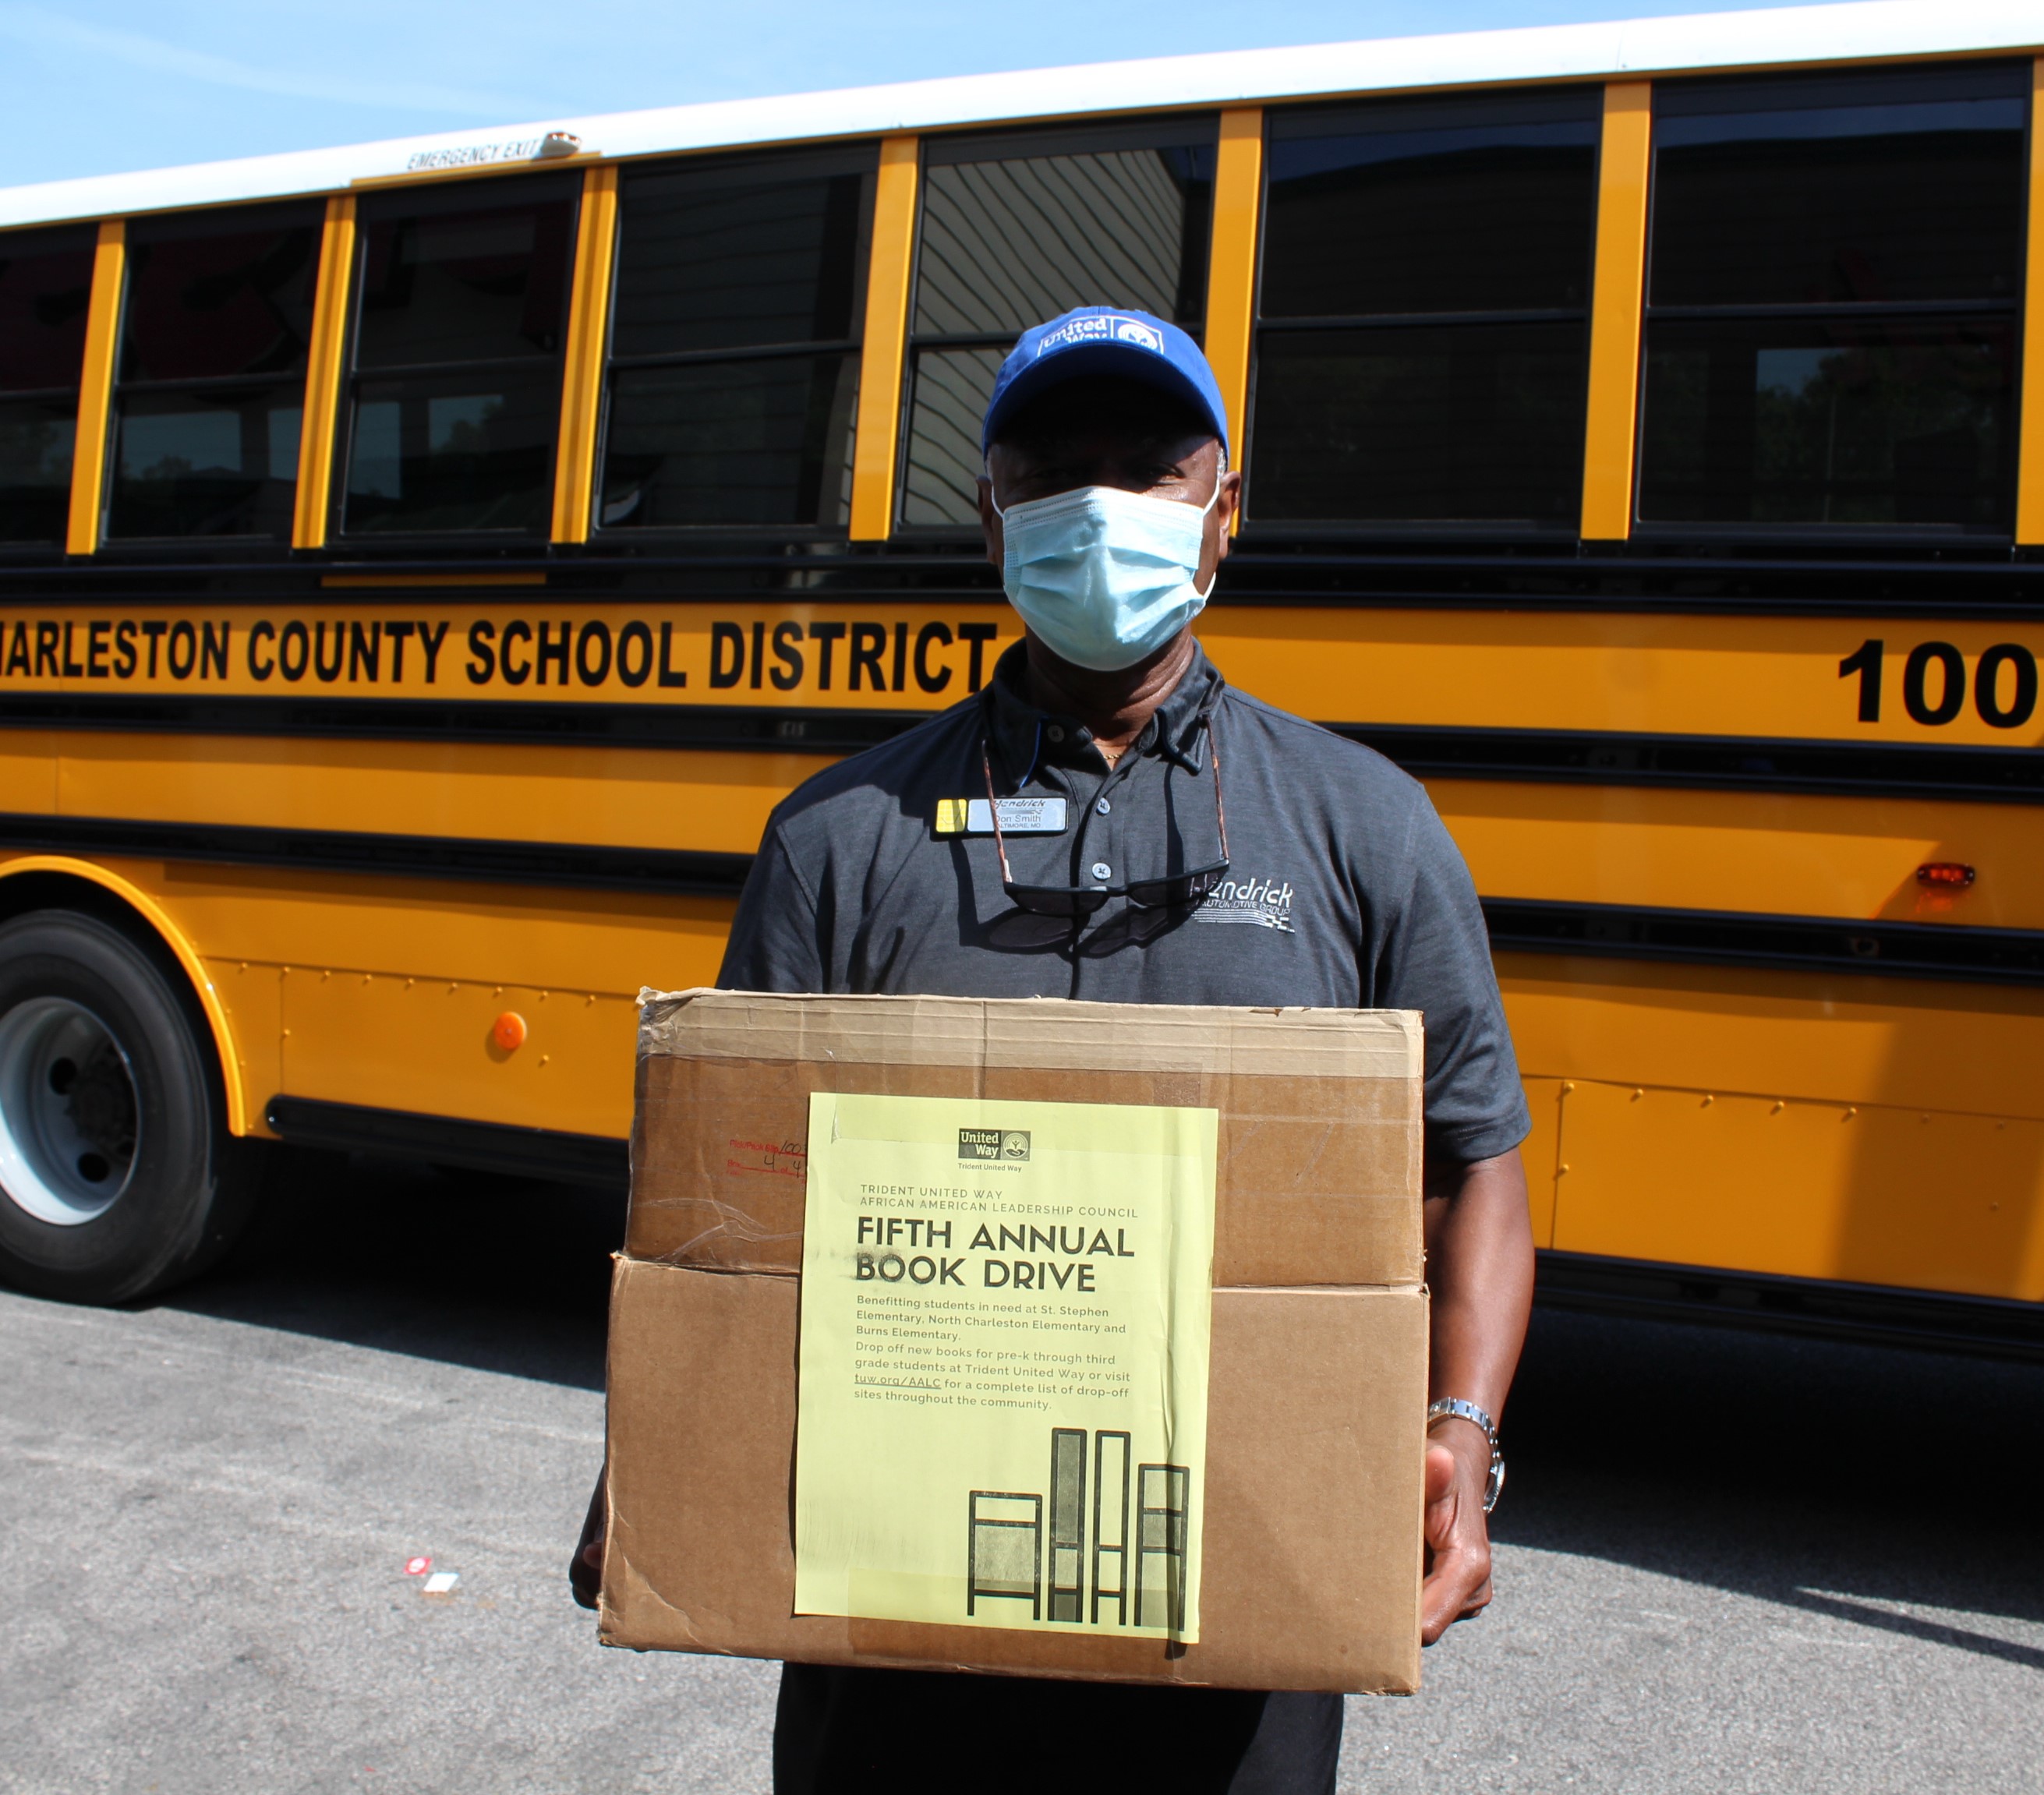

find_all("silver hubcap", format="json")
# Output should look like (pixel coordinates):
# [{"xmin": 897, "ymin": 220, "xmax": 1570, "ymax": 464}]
[{"xmin": 0, "ymin": 997, "xmax": 140, "ymax": 1225}]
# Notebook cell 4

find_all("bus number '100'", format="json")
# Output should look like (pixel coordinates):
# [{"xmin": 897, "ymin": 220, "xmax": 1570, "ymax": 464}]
[{"xmin": 1838, "ymin": 639, "xmax": 2038, "ymax": 729}]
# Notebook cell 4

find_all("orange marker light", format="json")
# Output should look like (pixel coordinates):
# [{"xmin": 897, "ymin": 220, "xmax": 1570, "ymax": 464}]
[
  {"xmin": 493, "ymin": 1011, "xmax": 528, "ymax": 1051},
  {"xmin": 1915, "ymin": 863, "xmax": 1975, "ymax": 888}
]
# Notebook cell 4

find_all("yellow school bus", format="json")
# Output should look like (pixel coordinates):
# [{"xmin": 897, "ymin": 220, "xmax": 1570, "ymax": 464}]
[{"xmin": 0, "ymin": 5, "xmax": 2040, "ymax": 1331}]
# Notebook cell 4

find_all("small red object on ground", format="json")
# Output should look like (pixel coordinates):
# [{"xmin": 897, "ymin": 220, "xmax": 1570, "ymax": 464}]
[{"xmin": 404, "ymin": 1556, "xmax": 431, "ymax": 1576}]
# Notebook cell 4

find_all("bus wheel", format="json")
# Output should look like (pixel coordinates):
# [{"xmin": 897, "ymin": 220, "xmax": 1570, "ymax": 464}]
[{"xmin": 0, "ymin": 910, "xmax": 260, "ymax": 1305}]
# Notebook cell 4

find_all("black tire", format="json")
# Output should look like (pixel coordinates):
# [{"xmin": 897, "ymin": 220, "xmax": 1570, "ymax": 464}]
[{"xmin": 0, "ymin": 909, "xmax": 262, "ymax": 1304}]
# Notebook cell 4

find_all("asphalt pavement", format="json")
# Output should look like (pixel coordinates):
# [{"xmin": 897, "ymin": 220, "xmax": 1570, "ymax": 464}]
[{"xmin": 2, "ymin": 1147, "xmax": 2040, "ymax": 1794}]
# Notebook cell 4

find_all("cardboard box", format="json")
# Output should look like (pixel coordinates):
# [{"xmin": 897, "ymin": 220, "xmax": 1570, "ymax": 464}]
[{"xmin": 602, "ymin": 990, "xmax": 1428, "ymax": 1694}]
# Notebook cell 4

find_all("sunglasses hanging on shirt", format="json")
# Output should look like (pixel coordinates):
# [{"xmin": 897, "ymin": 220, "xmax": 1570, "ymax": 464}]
[{"xmin": 980, "ymin": 717, "xmax": 1229, "ymax": 919}]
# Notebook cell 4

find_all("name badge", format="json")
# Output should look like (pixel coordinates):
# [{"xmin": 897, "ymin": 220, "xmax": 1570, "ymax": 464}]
[{"xmin": 934, "ymin": 796, "xmax": 1068, "ymax": 836}]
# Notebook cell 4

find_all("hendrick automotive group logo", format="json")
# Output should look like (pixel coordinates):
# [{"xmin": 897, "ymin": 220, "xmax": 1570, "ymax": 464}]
[
  {"xmin": 1194, "ymin": 874, "xmax": 1296, "ymax": 932},
  {"xmin": 959, "ymin": 1128, "xmax": 1031, "ymax": 1163}
]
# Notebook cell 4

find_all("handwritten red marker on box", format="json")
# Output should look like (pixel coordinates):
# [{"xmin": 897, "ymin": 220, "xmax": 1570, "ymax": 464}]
[{"xmin": 404, "ymin": 1556, "xmax": 431, "ymax": 1577}]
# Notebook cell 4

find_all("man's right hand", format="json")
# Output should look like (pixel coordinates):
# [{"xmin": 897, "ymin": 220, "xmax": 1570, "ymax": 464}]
[
  {"xmin": 569, "ymin": 1466, "xmax": 606, "ymax": 1610},
  {"xmin": 1419, "ymin": 1428, "xmax": 1494, "ymax": 1644}
]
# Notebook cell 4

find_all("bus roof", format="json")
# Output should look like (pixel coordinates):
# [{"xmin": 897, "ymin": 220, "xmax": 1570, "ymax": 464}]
[{"xmin": 1, "ymin": 0, "xmax": 2036, "ymax": 231}]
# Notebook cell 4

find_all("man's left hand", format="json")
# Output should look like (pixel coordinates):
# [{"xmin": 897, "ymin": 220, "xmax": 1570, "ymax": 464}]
[
  {"xmin": 569, "ymin": 1467, "xmax": 606, "ymax": 1611},
  {"xmin": 1420, "ymin": 1418, "xmax": 1494, "ymax": 1645}
]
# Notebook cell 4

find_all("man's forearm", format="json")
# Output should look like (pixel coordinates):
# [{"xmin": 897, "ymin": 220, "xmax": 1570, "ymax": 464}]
[
  {"xmin": 1414, "ymin": 1147, "xmax": 1534, "ymax": 1641},
  {"xmin": 1422, "ymin": 1149, "xmax": 1535, "ymax": 1426}
]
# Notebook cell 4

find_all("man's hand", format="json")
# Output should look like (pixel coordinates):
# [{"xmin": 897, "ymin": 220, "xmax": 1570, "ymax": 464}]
[
  {"xmin": 1420, "ymin": 1419, "xmax": 1494, "ymax": 1644},
  {"xmin": 1419, "ymin": 1147, "xmax": 1530, "ymax": 1647},
  {"xmin": 569, "ymin": 1466, "xmax": 606, "ymax": 1611}
]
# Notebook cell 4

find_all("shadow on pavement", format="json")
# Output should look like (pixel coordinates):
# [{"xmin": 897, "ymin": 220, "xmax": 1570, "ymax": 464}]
[
  {"xmin": 1499, "ymin": 1305, "xmax": 2044, "ymax": 1663},
  {"xmin": 160, "ymin": 1143, "xmax": 2044, "ymax": 1668},
  {"xmin": 159, "ymin": 1142, "xmax": 622, "ymax": 1391}
]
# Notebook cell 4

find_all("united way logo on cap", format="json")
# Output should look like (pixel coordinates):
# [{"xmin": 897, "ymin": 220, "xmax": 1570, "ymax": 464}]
[
  {"xmin": 984, "ymin": 304, "xmax": 1229, "ymax": 455},
  {"xmin": 1034, "ymin": 313, "xmax": 1165, "ymax": 359}
]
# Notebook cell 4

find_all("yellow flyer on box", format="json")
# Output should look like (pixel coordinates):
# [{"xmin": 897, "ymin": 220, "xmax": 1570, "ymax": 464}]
[{"xmin": 793, "ymin": 1090, "xmax": 1218, "ymax": 1641}]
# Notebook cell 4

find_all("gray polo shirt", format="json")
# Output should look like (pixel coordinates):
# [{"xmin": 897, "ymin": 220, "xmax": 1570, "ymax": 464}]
[{"xmin": 720, "ymin": 639, "xmax": 1529, "ymax": 1170}]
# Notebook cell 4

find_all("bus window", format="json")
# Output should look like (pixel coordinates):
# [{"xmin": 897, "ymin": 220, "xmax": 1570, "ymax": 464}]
[
  {"xmin": 105, "ymin": 205, "xmax": 321, "ymax": 541},
  {"xmin": 899, "ymin": 117, "xmax": 1215, "ymax": 528},
  {"xmin": 598, "ymin": 144, "xmax": 875, "ymax": 532},
  {"xmin": 1639, "ymin": 63, "xmax": 2028, "ymax": 532},
  {"xmin": 0, "ymin": 228, "xmax": 94, "ymax": 545},
  {"xmin": 1250, "ymin": 89, "xmax": 1600, "ymax": 528},
  {"xmin": 339, "ymin": 175, "xmax": 578, "ymax": 537}
]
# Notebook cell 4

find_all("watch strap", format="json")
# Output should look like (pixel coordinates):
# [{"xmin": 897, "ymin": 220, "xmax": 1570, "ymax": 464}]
[{"xmin": 1427, "ymin": 1397, "xmax": 1506, "ymax": 1514}]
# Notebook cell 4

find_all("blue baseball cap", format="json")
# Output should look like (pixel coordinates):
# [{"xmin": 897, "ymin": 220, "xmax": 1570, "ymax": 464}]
[{"xmin": 981, "ymin": 306, "xmax": 1230, "ymax": 458}]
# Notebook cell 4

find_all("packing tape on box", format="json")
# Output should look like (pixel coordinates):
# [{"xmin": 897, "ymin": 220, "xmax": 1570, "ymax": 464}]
[{"xmin": 636, "ymin": 988, "xmax": 1421, "ymax": 1081}]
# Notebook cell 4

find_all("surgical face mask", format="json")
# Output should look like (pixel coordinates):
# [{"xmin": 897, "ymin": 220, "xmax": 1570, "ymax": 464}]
[{"xmin": 992, "ymin": 478, "xmax": 1220, "ymax": 673}]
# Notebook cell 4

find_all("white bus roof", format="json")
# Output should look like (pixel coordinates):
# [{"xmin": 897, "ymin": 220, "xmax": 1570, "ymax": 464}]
[{"xmin": 1, "ymin": 0, "xmax": 2037, "ymax": 231}]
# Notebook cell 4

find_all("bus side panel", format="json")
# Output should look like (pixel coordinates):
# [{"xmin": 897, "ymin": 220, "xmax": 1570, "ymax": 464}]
[
  {"xmin": 69, "ymin": 856, "xmax": 735, "ymax": 1142},
  {"xmin": 210, "ymin": 957, "xmax": 283, "ymax": 1137},
  {"xmin": 1552, "ymin": 1079, "xmax": 2044, "ymax": 1302},
  {"xmin": 0, "ymin": 732, "xmax": 58, "ymax": 813},
  {"xmin": 282, "ymin": 971, "xmax": 645, "ymax": 1139},
  {"xmin": 57, "ymin": 721, "xmax": 2044, "ymax": 937},
  {"xmin": 1517, "ymin": 1078, "xmax": 1564, "ymax": 1249},
  {"xmin": 1435, "ymin": 781, "xmax": 2044, "ymax": 934},
  {"xmin": 1198, "ymin": 610, "xmax": 2044, "ymax": 753},
  {"xmin": 1501, "ymin": 957, "xmax": 2044, "ymax": 1122},
  {"xmin": 55, "ymin": 729, "xmax": 829, "ymax": 862},
  {"xmin": 1505, "ymin": 958, "xmax": 2044, "ymax": 1301}
]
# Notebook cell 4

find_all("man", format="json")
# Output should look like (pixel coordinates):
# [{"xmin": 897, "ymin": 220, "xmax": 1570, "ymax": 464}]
[{"xmin": 574, "ymin": 306, "xmax": 1534, "ymax": 1794}]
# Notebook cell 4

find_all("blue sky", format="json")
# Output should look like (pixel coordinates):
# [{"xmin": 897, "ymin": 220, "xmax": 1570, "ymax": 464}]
[{"xmin": 0, "ymin": 0, "xmax": 1841, "ymax": 189}]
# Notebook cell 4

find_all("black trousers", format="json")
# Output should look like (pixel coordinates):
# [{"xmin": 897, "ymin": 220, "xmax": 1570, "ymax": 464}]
[{"xmin": 773, "ymin": 1664, "xmax": 1342, "ymax": 1795}]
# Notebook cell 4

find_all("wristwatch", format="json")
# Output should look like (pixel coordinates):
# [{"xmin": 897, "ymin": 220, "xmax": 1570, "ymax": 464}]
[{"xmin": 1427, "ymin": 1397, "xmax": 1505, "ymax": 1514}]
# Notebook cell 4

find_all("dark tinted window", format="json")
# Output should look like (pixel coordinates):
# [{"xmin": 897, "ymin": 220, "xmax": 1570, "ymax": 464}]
[
  {"xmin": 1255, "ymin": 324, "xmax": 1591, "ymax": 523},
  {"xmin": 348, "ymin": 373, "xmax": 558, "ymax": 535},
  {"xmin": 900, "ymin": 118, "xmax": 1215, "ymax": 528},
  {"xmin": 599, "ymin": 145, "xmax": 874, "ymax": 532},
  {"xmin": 0, "ymin": 228, "xmax": 93, "ymax": 544},
  {"xmin": 0, "ymin": 399, "xmax": 77, "ymax": 544},
  {"xmin": 355, "ymin": 191, "xmax": 574, "ymax": 368},
  {"xmin": 341, "ymin": 176, "xmax": 578, "ymax": 537},
  {"xmin": 900, "ymin": 345, "xmax": 1005, "ymax": 532},
  {"xmin": 110, "ymin": 389, "xmax": 306, "ymax": 539},
  {"xmin": 1639, "ymin": 318, "xmax": 2014, "ymax": 527},
  {"xmin": 1650, "ymin": 65, "xmax": 2027, "ymax": 308},
  {"xmin": 119, "ymin": 215, "xmax": 319, "ymax": 381},
  {"xmin": 1262, "ymin": 92, "xmax": 1598, "ymax": 318},
  {"xmin": 1250, "ymin": 90, "xmax": 1599, "ymax": 528},
  {"xmin": 0, "ymin": 230, "xmax": 94, "ymax": 391},
  {"xmin": 602, "ymin": 356, "xmax": 860, "ymax": 530},
  {"xmin": 914, "ymin": 131, "xmax": 1213, "ymax": 337},
  {"xmin": 611, "ymin": 152, "xmax": 868, "ymax": 356},
  {"xmin": 106, "ymin": 204, "xmax": 322, "ymax": 542},
  {"xmin": 1638, "ymin": 63, "xmax": 2028, "ymax": 534}
]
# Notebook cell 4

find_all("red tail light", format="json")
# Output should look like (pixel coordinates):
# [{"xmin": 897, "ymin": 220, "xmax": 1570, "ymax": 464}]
[{"xmin": 1915, "ymin": 863, "xmax": 1975, "ymax": 888}]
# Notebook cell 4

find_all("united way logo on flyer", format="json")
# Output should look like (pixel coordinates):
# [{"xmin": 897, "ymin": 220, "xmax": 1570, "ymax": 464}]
[{"xmin": 959, "ymin": 1128, "xmax": 1031, "ymax": 1162}]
